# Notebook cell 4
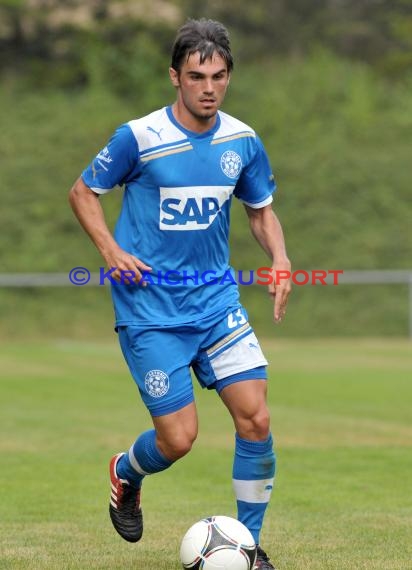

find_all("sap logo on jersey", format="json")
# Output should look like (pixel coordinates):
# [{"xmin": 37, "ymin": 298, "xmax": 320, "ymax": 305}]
[{"xmin": 159, "ymin": 185, "xmax": 234, "ymax": 231}]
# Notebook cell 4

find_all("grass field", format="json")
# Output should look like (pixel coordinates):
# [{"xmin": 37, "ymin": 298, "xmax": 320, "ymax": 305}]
[{"xmin": 1, "ymin": 338, "xmax": 411, "ymax": 569}]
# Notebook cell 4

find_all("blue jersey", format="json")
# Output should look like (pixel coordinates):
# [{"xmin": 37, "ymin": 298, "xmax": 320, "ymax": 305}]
[{"xmin": 82, "ymin": 106, "xmax": 276, "ymax": 327}]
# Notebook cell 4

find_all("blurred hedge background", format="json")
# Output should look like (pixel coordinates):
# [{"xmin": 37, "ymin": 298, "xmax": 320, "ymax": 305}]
[{"xmin": 0, "ymin": 0, "xmax": 411, "ymax": 338}]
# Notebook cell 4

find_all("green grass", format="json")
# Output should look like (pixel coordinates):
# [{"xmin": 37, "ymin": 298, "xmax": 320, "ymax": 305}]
[{"xmin": 1, "ymin": 339, "xmax": 411, "ymax": 569}]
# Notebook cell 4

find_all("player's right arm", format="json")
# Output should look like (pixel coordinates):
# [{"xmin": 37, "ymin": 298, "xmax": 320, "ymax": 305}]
[
  {"xmin": 69, "ymin": 124, "xmax": 151, "ymax": 283},
  {"xmin": 68, "ymin": 178, "xmax": 151, "ymax": 283}
]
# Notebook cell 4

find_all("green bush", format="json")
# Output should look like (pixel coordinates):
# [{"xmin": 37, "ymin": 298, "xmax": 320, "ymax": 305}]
[{"xmin": 0, "ymin": 51, "xmax": 411, "ymax": 337}]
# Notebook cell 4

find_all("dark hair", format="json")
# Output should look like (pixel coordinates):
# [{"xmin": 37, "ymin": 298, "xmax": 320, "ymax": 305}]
[{"xmin": 171, "ymin": 18, "xmax": 234, "ymax": 73}]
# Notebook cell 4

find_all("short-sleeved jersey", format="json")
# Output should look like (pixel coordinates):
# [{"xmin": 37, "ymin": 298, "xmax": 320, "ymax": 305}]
[{"xmin": 82, "ymin": 106, "xmax": 276, "ymax": 327}]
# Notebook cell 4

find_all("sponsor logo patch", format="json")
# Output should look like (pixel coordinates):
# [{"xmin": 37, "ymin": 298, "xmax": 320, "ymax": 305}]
[
  {"xmin": 159, "ymin": 185, "xmax": 234, "ymax": 231},
  {"xmin": 96, "ymin": 146, "xmax": 113, "ymax": 164}
]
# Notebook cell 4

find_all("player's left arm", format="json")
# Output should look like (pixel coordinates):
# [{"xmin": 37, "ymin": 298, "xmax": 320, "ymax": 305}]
[{"xmin": 244, "ymin": 204, "xmax": 292, "ymax": 323}]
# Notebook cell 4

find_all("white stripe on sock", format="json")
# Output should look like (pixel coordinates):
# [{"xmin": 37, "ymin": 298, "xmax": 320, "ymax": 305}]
[
  {"xmin": 233, "ymin": 478, "xmax": 274, "ymax": 503},
  {"xmin": 128, "ymin": 446, "xmax": 151, "ymax": 476}
]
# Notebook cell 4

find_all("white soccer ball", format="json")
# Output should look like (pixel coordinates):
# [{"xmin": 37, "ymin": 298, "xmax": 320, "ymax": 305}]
[{"xmin": 180, "ymin": 515, "xmax": 257, "ymax": 569}]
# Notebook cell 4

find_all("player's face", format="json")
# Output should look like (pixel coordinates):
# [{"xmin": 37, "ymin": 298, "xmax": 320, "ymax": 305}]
[{"xmin": 169, "ymin": 51, "xmax": 230, "ymax": 132}]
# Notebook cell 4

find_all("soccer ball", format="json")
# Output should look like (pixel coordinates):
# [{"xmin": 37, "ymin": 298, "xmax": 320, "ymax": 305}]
[{"xmin": 180, "ymin": 515, "xmax": 257, "ymax": 569}]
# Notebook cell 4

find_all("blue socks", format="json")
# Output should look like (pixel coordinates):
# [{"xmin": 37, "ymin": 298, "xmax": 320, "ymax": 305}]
[
  {"xmin": 232, "ymin": 433, "xmax": 276, "ymax": 544},
  {"xmin": 116, "ymin": 429, "xmax": 173, "ymax": 488},
  {"xmin": 116, "ymin": 429, "xmax": 275, "ymax": 544}
]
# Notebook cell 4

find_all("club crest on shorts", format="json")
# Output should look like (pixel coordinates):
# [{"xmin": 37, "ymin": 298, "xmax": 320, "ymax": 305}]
[
  {"xmin": 145, "ymin": 369, "xmax": 169, "ymax": 398},
  {"xmin": 220, "ymin": 150, "xmax": 242, "ymax": 179}
]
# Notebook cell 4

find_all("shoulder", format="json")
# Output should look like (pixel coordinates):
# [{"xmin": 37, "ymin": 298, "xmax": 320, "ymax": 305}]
[
  {"xmin": 127, "ymin": 107, "xmax": 167, "ymax": 133},
  {"xmin": 213, "ymin": 111, "xmax": 256, "ymax": 142},
  {"xmin": 126, "ymin": 107, "xmax": 186, "ymax": 153}
]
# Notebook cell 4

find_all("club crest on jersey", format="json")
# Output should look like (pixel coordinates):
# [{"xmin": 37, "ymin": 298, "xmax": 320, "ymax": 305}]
[
  {"xmin": 145, "ymin": 370, "xmax": 169, "ymax": 398},
  {"xmin": 220, "ymin": 150, "xmax": 242, "ymax": 179},
  {"xmin": 159, "ymin": 185, "xmax": 234, "ymax": 231}
]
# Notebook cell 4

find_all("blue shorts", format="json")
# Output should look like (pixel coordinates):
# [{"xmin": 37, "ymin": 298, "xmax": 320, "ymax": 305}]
[{"xmin": 118, "ymin": 305, "xmax": 268, "ymax": 417}]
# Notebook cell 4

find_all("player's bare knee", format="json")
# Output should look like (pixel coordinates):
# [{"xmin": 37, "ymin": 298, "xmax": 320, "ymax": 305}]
[
  {"xmin": 237, "ymin": 408, "xmax": 270, "ymax": 441},
  {"xmin": 158, "ymin": 432, "xmax": 197, "ymax": 461},
  {"xmin": 254, "ymin": 410, "xmax": 271, "ymax": 440},
  {"xmin": 162, "ymin": 439, "xmax": 194, "ymax": 461}
]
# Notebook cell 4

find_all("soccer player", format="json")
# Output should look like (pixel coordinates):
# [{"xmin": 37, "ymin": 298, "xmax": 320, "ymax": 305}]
[{"xmin": 69, "ymin": 18, "xmax": 291, "ymax": 570}]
